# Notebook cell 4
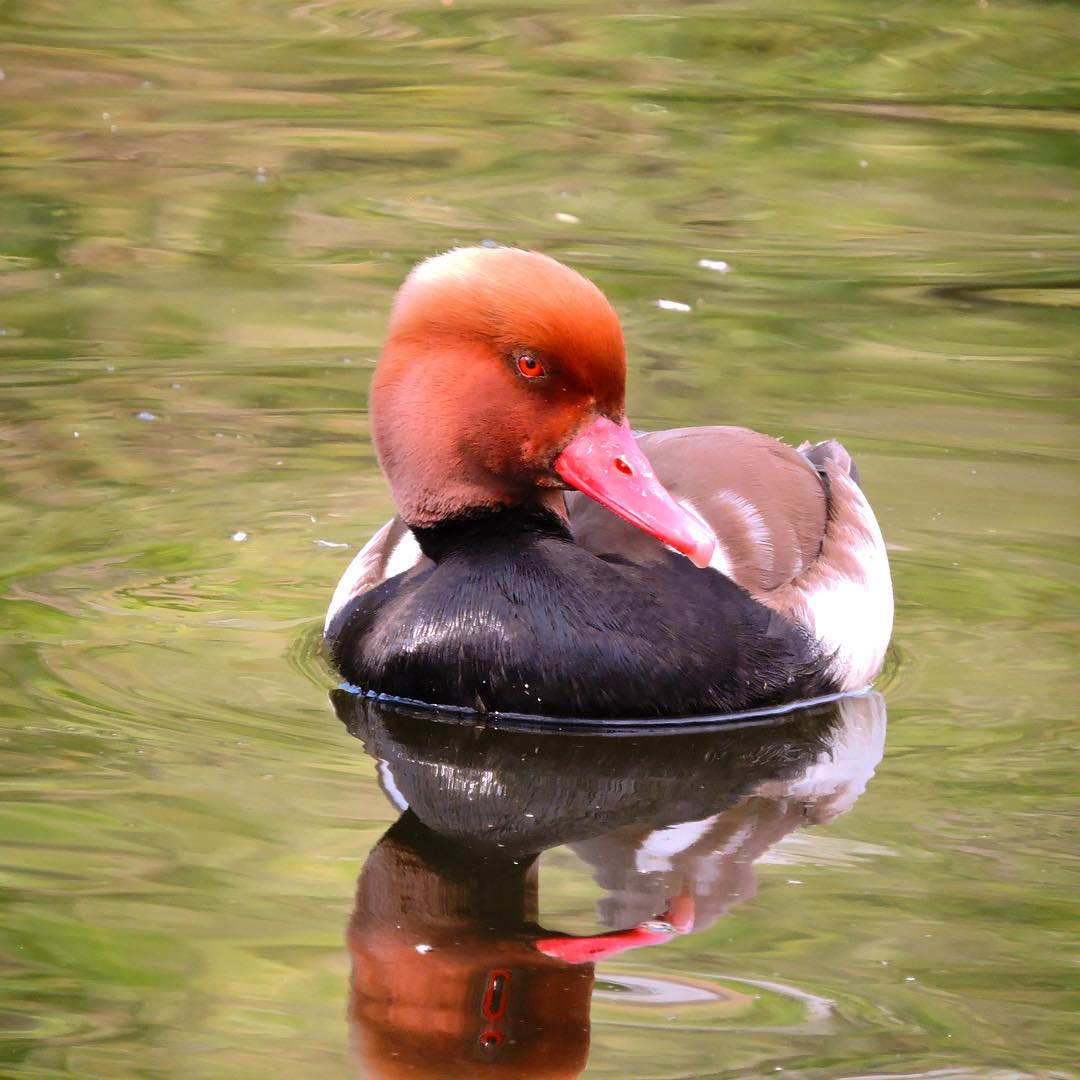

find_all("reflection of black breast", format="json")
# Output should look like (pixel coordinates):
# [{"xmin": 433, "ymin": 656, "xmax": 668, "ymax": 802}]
[
  {"xmin": 327, "ymin": 506, "xmax": 832, "ymax": 718},
  {"xmin": 354, "ymin": 810, "xmax": 540, "ymax": 929},
  {"xmin": 336, "ymin": 691, "xmax": 849, "ymax": 857}
]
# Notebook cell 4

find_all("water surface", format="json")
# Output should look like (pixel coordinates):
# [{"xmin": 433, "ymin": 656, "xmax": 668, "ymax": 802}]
[{"xmin": 1, "ymin": 2, "xmax": 1077, "ymax": 1077}]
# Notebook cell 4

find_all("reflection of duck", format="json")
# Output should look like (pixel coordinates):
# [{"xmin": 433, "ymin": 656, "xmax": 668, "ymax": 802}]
[
  {"xmin": 325, "ymin": 247, "xmax": 892, "ymax": 719},
  {"xmin": 339, "ymin": 692, "xmax": 886, "ymax": 1078}
]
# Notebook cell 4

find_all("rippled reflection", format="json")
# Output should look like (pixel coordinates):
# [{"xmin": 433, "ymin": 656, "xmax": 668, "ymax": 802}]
[{"xmin": 336, "ymin": 693, "xmax": 885, "ymax": 1077}]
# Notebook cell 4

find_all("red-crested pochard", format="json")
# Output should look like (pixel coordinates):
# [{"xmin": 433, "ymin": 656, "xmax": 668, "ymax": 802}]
[{"xmin": 325, "ymin": 247, "xmax": 892, "ymax": 718}]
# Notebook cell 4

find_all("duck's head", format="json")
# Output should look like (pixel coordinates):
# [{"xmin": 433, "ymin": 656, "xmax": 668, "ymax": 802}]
[{"xmin": 372, "ymin": 246, "xmax": 716, "ymax": 567}]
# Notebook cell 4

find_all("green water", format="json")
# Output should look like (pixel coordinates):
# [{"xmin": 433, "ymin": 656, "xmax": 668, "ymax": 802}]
[{"xmin": 1, "ymin": 1, "xmax": 1077, "ymax": 1076}]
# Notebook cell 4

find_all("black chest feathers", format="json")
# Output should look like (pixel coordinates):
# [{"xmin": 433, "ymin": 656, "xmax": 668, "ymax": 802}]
[{"xmin": 327, "ymin": 510, "xmax": 833, "ymax": 719}]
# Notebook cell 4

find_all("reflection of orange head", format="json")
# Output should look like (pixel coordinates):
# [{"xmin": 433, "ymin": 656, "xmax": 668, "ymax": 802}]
[{"xmin": 347, "ymin": 814, "xmax": 592, "ymax": 1080}]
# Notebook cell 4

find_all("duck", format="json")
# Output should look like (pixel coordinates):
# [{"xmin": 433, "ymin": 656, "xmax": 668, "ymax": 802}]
[{"xmin": 325, "ymin": 246, "xmax": 892, "ymax": 719}]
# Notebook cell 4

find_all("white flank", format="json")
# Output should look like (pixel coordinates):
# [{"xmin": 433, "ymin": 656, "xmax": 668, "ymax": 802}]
[{"xmin": 802, "ymin": 487, "xmax": 893, "ymax": 690}]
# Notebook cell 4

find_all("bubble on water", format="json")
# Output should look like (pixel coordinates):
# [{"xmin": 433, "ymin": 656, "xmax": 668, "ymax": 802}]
[
  {"xmin": 231, "ymin": 531, "xmax": 248, "ymax": 542},
  {"xmin": 656, "ymin": 299, "xmax": 691, "ymax": 313},
  {"xmin": 135, "ymin": 411, "xmax": 158, "ymax": 421},
  {"xmin": 415, "ymin": 943, "xmax": 433, "ymax": 953},
  {"xmin": 697, "ymin": 258, "xmax": 730, "ymax": 272}
]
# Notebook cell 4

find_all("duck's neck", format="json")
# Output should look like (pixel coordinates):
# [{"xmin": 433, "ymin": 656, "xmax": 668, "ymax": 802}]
[{"xmin": 410, "ymin": 502, "xmax": 573, "ymax": 563}]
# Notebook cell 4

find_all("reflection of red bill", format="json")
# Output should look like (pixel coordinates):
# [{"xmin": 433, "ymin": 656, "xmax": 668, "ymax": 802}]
[
  {"xmin": 534, "ymin": 895, "xmax": 696, "ymax": 965},
  {"xmin": 534, "ymin": 924, "xmax": 673, "ymax": 965},
  {"xmin": 555, "ymin": 416, "xmax": 716, "ymax": 568}
]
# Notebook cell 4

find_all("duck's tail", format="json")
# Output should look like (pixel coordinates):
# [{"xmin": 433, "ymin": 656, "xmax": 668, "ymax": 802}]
[{"xmin": 797, "ymin": 438, "xmax": 861, "ymax": 488}]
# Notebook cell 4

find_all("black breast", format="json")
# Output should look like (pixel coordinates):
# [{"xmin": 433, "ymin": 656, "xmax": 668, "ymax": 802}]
[{"xmin": 327, "ymin": 507, "xmax": 833, "ymax": 719}]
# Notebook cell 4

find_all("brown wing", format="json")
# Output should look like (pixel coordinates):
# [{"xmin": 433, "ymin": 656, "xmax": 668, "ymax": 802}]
[{"xmin": 568, "ymin": 426, "xmax": 829, "ymax": 596}]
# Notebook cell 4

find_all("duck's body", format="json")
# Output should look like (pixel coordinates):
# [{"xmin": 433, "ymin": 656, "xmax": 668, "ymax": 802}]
[
  {"xmin": 326, "ymin": 247, "xmax": 892, "ymax": 719},
  {"xmin": 328, "ymin": 503, "xmax": 833, "ymax": 717}
]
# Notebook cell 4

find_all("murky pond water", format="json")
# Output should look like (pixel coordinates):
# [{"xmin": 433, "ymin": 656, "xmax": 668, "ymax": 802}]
[{"xmin": 1, "ymin": 2, "xmax": 1077, "ymax": 1077}]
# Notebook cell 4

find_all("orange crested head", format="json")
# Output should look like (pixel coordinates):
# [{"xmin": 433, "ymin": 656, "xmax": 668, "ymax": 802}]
[{"xmin": 371, "ymin": 247, "xmax": 626, "ymax": 526}]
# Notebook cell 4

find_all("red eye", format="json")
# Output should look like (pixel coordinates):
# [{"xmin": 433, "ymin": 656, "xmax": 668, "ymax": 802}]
[{"xmin": 516, "ymin": 353, "xmax": 545, "ymax": 379}]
